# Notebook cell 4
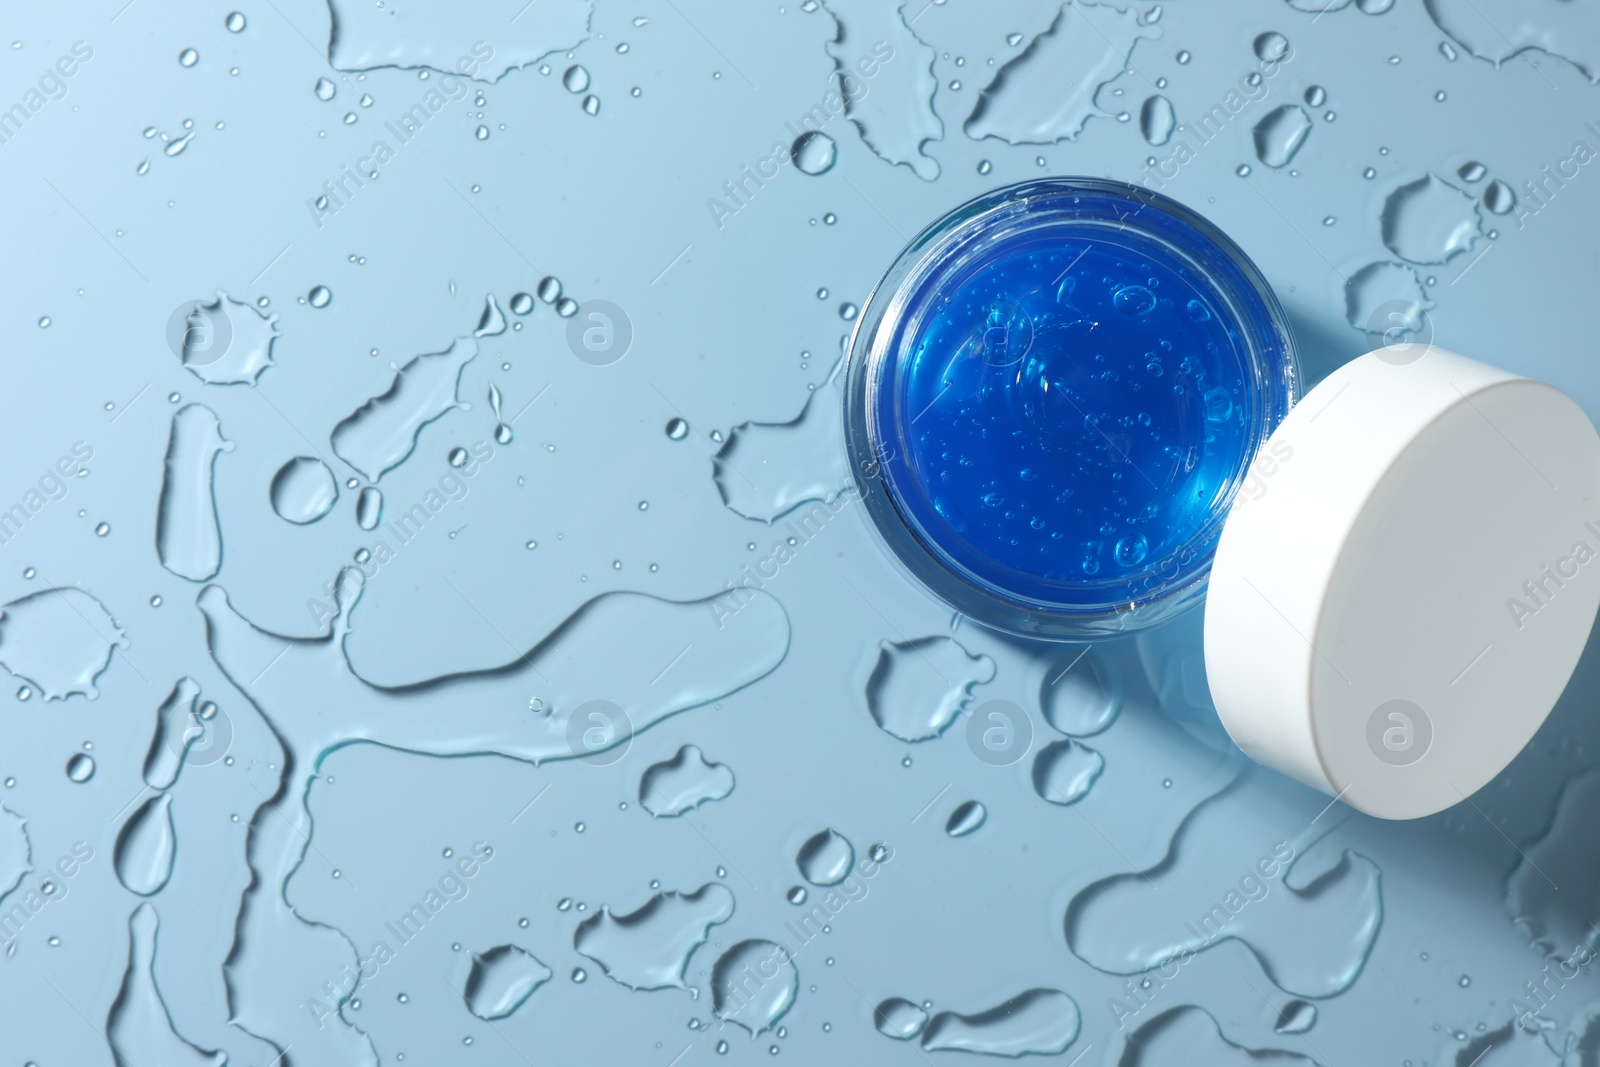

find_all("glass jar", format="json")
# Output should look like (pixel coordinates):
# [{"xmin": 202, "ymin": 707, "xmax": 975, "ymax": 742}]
[{"xmin": 843, "ymin": 178, "xmax": 1297, "ymax": 639}]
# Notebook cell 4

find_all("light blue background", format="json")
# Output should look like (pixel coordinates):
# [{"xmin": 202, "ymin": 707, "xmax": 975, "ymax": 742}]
[{"xmin": 1, "ymin": 0, "xmax": 1599, "ymax": 1064}]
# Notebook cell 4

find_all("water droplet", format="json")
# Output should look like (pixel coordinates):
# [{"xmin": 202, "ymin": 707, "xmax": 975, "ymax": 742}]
[
  {"xmin": 921, "ymin": 989, "xmax": 1081, "ymax": 1056},
  {"xmin": 509, "ymin": 292, "xmax": 534, "ymax": 315},
  {"xmin": 1304, "ymin": 85, "xmax": 1326, "ymax": 107},
  {"xmin": 1031, "ymin": 740, "xmax": 1104, "ymax": 805},
  {"xmin": 712, "ymin": 941, "xmax": 798, "ymax": 1035},
  {"xmin": 563, "ymin": 65, "xmax": 590, "ymax": 92},
  {"xmin": 1483, "ymin": 179, "xmax": 1516, "ymax": 215},
  {"xmin": 865, "ymin": 635, "xmax": 995, "ymax": 741},
  {"xmin": 1139, "ymin": 95, "xmax": 1175, "ymax": 145},
  {"xmin": 582, "ymin": 94, "xmax": 600, "ymax": 115},
  {"xmin": 1344, "ymin": 260, "xmax": 1429, "ymax": 336},
  {"xmin": 1253, "ymin": 32, "xmax": 1290, "ymax": 63},
  {"xmin": 94, "ymin": 521, "xmax": 110, "ymax": 537},
  {"xmin": 356, "ymin": 486, "xmax": 383, "ymax": 530},
  {"xmin": 1457, "ymin": 161, "xmax": 1487, "ymax": 183},
  {"xmin": 575, "ymin": 883, "xmax": 734, "ymax": 991},
  {"xmin": 556, "ymin": 296, "xmax": 579, "ymax": 317},
  {"xmin": 786, "ymin": 886, "xmax": 808, "ymax": 905},
  {"xmin": 1440, "ymin": 40, "xmax": 1458, "ymax": 61},
  {"xmin": 115, "ymin": 793, "xmax": 177, "ymax": 895},
  {"xmin": 839, "ymin": 302, "xmax": 858, "ymax": 321},
  {"xmin": 537, "ymin": 276, "xmax": 562, "ymax": 303},
  {"xmin": 225, "ymin": 11, "xmax": 246, "ymax": 31},
  {"xmin": 308, "ymin": 285, "xmax": 332, "ymax": 308},
  {"xmin": 796, "ymin": 829, "xmax": 855, "ymax": 885},
  {"xmin": 475, "ymin": 124, "xmax": 489, "ymax": 139},
  {"xmin": 946, "ymin": 800, "xmax": 987, "ymax": 837},
  {"xmin": 1381, "ymin": 173, "xmax": 1481, "ymax": 263},
  {"xmin": 315, "ymin": 77, "xmax": 335, "ymax": 101},
  {"xmin": 875, "ymin": 998, "xmax": 930, "ymax": 1040},
  {"xmin": 1041, "ymin": 648, "xmax": 1123, "ymax": 735},
  {"xmin": 640, "ymin": 745, "xmax": 735, "ymax": 816},
  {"xmin": 791, "ymin": 131, "xmax": 837, "ymax": 175},
  {"xmin": 666, "ymin": 417, "xmax": 690, "ymax": 440},
  {"xmin": 269, "ymin": 456, "xmax": 338, "ymax": 524},
  {"xmin": 464, "ymin": 945, "xmax": 552, "ymax": 1020},
  {"xmin": 331, "ymin": 334, "xmax": 477, "ymax": 480},
  {"xmin": 447, "ymin": 448, "xmax": 468, "ymax": 468},
  {"xmin": 178, "ymin": 48, "xmax": 198, "ymax": 67},
  {"xmin": 1252, "ymin": 105, "xmax": 1312, "ymax": 168},
  {"xmin": 0, "ymin": 587, "xmax": 127, "ymax": 700},
  {"xmin": 66, "ymin": 752, "xmax": 95, "ymax": 782},
  {"xmin": 1236, "ymin": 163, "xmax": 1251, "ymax": 177},
  {"xmin": 571, "ymin": 967, "xmax": 587, "ymax": 982},
  {"xmin": 977, "ymin": 159, "xmax": 992, "ymax": 174},
  {"xmin": 1176, "ymin": 49, "xmax": 1191, "ymax": 63},
  {"xmin": 1275, "ymin": 999, "xmax": 1317, "ymax": 1034}
]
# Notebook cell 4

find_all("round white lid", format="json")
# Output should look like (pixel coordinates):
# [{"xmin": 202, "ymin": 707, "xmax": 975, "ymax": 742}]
[{"xmin": 1204, "ymin": 345, "xmax": 1600, "ymax": 820}]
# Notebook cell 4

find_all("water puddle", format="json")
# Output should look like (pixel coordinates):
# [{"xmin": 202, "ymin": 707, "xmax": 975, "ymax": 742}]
[
  {"xmin": 966, "ymin": 2, "xmax": 1156, "ymax": 144},
  {"xmin": 1065, "ymin": 777, "xmax": 1382, "ymax": 998},
  {"xmin": 107, "ymin": 904, "xmax": 226, "ymax": 1066},
  {"xmin": 920, "ymin": 988, "xmax": 1081, "ymax": 1057},
  {"xmin": 330, "ymin": 334, "xmax": 478, "ymax": 482},
  {"xmin": 1425, "ymin": 0, "xmax": 1600, "ymax": 81},
  {"xmin": 864, "ymin": 634, "xmax": 994, "ymax": 742},
  {"xmin": 0, "ymin": 587, "xmax": 128, "ymax": 700},
  {"xmin": 327, "ymin": 0, "xmax": 593, "ymax": 81},
  {"xmin": 714, "ymin": 364, "xmax": 849, "ymax": 522},
  {"xmin": 821, "ymin": 0, "xmax": 942, "ymax": 179},
  {"xmin": 157, "ymin": 404, "xmax": 234, "ymax": 581},
  {"xmin": 463, "ymin": 944, "xmax": 551, "ymax": 1020},
  {"xmin": 574, "ymin": 882, "xmax": 734, "ymax": 992},
  {"xmin": 1121, "ymin": 1006, "xmax": 1316, "ymax": 1065},
  {"xmin": 1380, "ymin": 173, "xmax": 1481, "ymax": 264},
  {"xmin": 143, "ymin": 678, "xmax": 203, "ymax": 789},
  {"xmin": 175, "ymin": 292, "xmax": 278, "ymax": 385},
  {"xmin": 639, "ymin": 745, "xmax": 735, "ymax": 817}
]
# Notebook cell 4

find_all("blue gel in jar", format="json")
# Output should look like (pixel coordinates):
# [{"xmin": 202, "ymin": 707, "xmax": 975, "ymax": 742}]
[{"xmin": 844, "ymin": 179, "xmax": 1298, "ymax": 638}]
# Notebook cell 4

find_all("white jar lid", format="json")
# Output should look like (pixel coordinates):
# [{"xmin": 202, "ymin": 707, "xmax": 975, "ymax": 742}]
[{"xmin": 1204, "ymin": 345, "xmax": 1600, "ymax": 819}]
